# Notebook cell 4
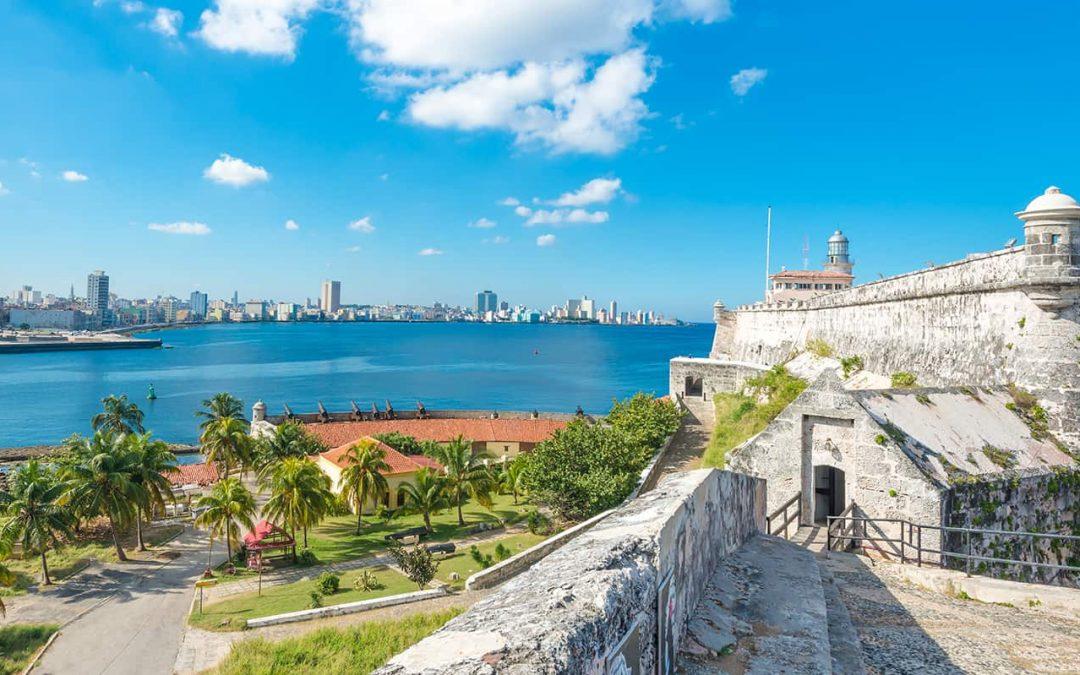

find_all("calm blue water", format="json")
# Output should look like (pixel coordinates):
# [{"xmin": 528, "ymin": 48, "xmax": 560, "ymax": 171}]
[{"xmin": 0, "ymin": 322, "xmax": 713, "ymax": 447}]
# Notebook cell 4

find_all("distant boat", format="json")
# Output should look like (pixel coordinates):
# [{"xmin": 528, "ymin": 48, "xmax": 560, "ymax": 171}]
[{"xmin": 533, "ymin": 349, "xmax": 540, "ymax": 356}]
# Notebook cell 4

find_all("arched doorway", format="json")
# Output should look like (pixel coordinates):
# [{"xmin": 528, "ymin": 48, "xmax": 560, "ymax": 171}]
[
  {"xmin": 684, "ymin": 375, "xmax": 703, "ymax": 398},
  {"xmin": 813, "ymin": 465, "xmax": 846, "ymax": 524}
]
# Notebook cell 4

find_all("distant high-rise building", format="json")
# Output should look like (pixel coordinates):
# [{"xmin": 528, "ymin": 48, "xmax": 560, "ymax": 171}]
[
  {"xmin": 321, "ymin": 280, "xmax": 342, "ymax": 313},
  {"xmin": 69, "ymin": 284, "xmax": 75, "ymax": 302},
  {"xmin": 245, "ymin": 300, "xmax": 266, "ymax": 320},
  {"xmin": 476, "ymin": 290, "xmax": 498, "ymax": 315},
  {"xmin": 580, "ymin": 296, "xmax": 595, "ymax": 320},
  {"xmin": 189, "ymin": 291, "xmax": 208, "ymax": 319},
  {"xmin": 87, "ymin": 270, "xmax": 109, "ymax": 315},
  {"xmin": 609, "ymin": 300, "xmax": 617, "ymax": 321},
  {"xmin": 565, "ymin": 297, "xmax": 581, "ymax": 318},
  {"xmin": 231, "ymin": 290, "xmax": 239, "ymax": 306}
]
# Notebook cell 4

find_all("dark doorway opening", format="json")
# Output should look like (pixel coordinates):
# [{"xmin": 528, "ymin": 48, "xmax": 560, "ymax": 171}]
[
  {"xmin": 684, "ymin": 375, "xmax": 703, "ymax": 398},
  {"xmin": 813, "ymin": 465, "xmax": 846, "ymax": 524}
]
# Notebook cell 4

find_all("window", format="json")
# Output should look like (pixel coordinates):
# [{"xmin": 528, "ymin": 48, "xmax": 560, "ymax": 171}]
[{"xmin": 1051, "ymin": 234, "xmax": 1061, "ymax": 245}]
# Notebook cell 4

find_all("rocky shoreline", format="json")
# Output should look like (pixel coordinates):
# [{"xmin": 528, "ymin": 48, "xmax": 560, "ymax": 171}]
[{"xmin": 0, "ymin": 442, "xmax": 199, "ymax": 463}]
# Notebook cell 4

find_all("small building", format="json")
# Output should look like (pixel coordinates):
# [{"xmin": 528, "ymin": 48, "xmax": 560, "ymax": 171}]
[
  {"xmin": 243, "ymin": 519, "xmax": 296, "ymax": 568},
  {"xmin": 162, "ymin": 461, "xmax": 219, "ymax": 489},
  {"xmin": 315, "ymin": 437, "xmax": 443, "ymax": 512},
  {"xmin": 766, "ymin": 230, "xmax": 855, "ymax": 303}
]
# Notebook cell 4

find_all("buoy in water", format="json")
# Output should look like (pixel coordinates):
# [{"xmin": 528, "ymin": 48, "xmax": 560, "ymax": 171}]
[{"xmin": 147, "ymin": 384, "xmax": 157, "ymax": 400}]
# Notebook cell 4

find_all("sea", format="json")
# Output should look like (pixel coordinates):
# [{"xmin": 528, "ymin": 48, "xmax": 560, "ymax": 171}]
[{"xmin": 0, "ymin": 322, "xmax": 713, "ymax": 457}]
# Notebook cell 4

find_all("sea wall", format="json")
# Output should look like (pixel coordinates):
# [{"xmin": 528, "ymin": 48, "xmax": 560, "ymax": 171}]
[
  {"xmin": 944, "ymin": 468, "xmax": 1079, "ymax": 587},
  {"xmin": 714, "ymin": 247, "xmax": 1080, "ymax": 448},
  {"xmin": 378, "ymin": 469, "xmax": 765, "ymax": 674}
]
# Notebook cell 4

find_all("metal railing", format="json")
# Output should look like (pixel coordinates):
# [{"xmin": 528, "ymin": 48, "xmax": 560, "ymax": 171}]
[
  {"xmin": 766, "ymin": 492, "xmax": 800, "ymax": 539},
  {"xmin": 826, "ymin": 515, "xmax": 1080, "ymax": 581}
]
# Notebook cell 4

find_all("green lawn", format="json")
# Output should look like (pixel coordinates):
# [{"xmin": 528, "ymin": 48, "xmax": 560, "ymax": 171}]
[
  {"xmin": 211, "ymin": 609, "xmax": 462, "ymax": 675},
  {"xmin": 190, "ymin": 566, "xmax": 416, "ymax": 631},
  {"xmin": 303, "ymin": 493, "xmax": 530, "ymax": 566},
  {"xmin": 0, "ymin": 523, "xmax": 184, "ymax": 594},
  {"xmin": 0, "ymin": 624, "xmax": 58, "ymax": 675},
  {"xmin": 433, "ymin": 532, "xmax": 548, "ymax": 589}
]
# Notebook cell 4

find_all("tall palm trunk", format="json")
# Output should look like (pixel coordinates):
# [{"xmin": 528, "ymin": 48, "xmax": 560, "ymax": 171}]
[
  {"xmin": 225, "ymin": 528, "xmax": 233, "ymax": 562},
  {"xmin": 456, "ymin": 487, "xmax": 465, "ymax": 526},
  {"xmin": 303, "ymin": 525, "xmax": 308, "ymax": 548},
  {"xmin": 108, "ymin": 513, "xmax": 128, "ymax": 561},
  {"xmin": 40, "ymin": 550, "xmax": 51, "ymax": 586},
  {"xmin": 205, "ymin": 533, "xmax": 214, "ymax": 573},
  {"xmin": 423, "ymin": 512, "xmax": 433, "ymax": 533},
  {"xmin": 356, "ymin": 486, "xmax": 367, "ymax": 534},
  {"xmin": 136, "ymin": 507, "xmax": 146, "ymax": 551}
]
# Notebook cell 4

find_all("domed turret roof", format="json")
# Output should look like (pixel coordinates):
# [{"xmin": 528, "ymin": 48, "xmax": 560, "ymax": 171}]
[
  {"xmin": 828, "ymin": 229, "xmax": 848, "ymax": 243},
  {"xmin": 1020, "ymin": 186, "xmax": 1080, "ymax": 213}
]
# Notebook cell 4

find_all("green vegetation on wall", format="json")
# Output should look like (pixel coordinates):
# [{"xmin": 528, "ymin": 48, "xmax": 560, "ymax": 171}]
[
  {"xmin": 703, "ymin": 366, "xmax": 808, "ymax": 468},
  {"xmin": 890, "ymin": 371, "xmax": 918, "ymax": 387}
]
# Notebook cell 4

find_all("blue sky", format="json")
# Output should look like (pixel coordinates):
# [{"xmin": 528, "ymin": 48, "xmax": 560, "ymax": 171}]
[{"xmin": 1, "ymin": 1, "xmax": 1078, "ymax": 321}]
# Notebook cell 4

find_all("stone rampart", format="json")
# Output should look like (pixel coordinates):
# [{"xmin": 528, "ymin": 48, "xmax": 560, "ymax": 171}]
[{"xmin": 377, "ymin": 469, "xmax": 765, "ymax": 674}]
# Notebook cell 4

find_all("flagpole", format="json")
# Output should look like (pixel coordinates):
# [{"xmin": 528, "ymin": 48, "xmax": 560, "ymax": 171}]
[{"xmin": 764, "ymin": 205, "xmax": 772, "ymax": 298}]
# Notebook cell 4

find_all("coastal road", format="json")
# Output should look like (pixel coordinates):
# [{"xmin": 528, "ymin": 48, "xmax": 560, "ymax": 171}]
[{"xmin": 33, "ymin": 526, "xmax": 225, "ymax": 675}]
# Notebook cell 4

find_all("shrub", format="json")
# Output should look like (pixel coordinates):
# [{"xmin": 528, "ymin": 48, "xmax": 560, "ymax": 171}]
[
  {"xmin": 526, "ymin": 509, "xmax": 553, "ymax": 535},
  {"xmin": 296, "ymin": 549, "xmax": 318, "ymax": 567},
  {"xmin": 874, "ymin": 434, "xmax": 887, "ymax": 445},
  {"xmin": 309, "ymin": 591, "xmax": 323, "ymax": 609},
  {"xmin": 469, "ymin": 545, "xmax": 494, "ymax": 569},
  {"xmin": 387, "ymin": 540, "xmax": 439, "ymax": 590},
  {"xmin": 891, "ymin": 371, "xmax": 918, "ymax": 387},
  {"xmin": 316, "ymin": 572, "xmax": 340, "ymax": 595},
  {"xmin": 840, "ymin": 355, "xmax": 864, "ymax": 378},
  {"xmin": 606, "ymin": 393, "xmax": 683, "ymax": 457},
  {"xmin": 372, "ymin": 432, "xmax": 422, "ymax": 455},
  {"xmin": 805, "ymin": 338, "xmax": 834, "ymax": 358},
  {"xmin": 494, "ymin": 543, "xmax": 512, "ymax": 562},
  {"xmin": 353, "ymin": 569, "xmax": 382, "ymax": 592}
]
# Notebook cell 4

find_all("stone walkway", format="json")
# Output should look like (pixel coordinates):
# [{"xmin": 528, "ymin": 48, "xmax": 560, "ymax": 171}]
[
  {"xmin": 823, "ymin": 552, "xmax": 1080, "ymax": 673},
  {"xmin": 655, "ymin": 401, "xmax": 713, "ymax": 476}
]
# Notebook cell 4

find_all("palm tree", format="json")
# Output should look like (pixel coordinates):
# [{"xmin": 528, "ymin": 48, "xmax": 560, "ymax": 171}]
[
  {"xmin": 200, "ymin": 416, "xmax": 253, "ymax": 477},
  {"xmin": 59, "ymin": 431, "xmax": 147, "ymax": 562},
  {"xmin": 196, "ymin": 392, "xmax": 244, "ymax": 431},
  {"xmin": 125, "ymin": 433, "xmax": 178, "ymax": 551},
  {"xmin": 91, "ymin": 394, "xmax": 145, "ymax": 436},
  {"xmin": 339, "ymin": 439, "xmax": 390, "ymax": 534},
  {"xmin": 256, "ymin": 421, "xmax": 325, "ymax": 474},
  {"xmin": 260, "ymin": 458, "xmax": 333, "ymax": 549},
  {"xmin": 0, "ymin": 561, "xmax": 14, "ymax": 616},
  {"xmin": 0, "ymin": 461, "xmax": 73, "ymax": 585},
  {"xmin": 398, "ymin": 468, "xmax": 449, "ymax": 533},
  {"xmin": 434, "ymin": 436, "xmax": 493, "ymax": 526},
  {"xmin": 499, "ymin": 459, "xmax": 526, "ymax": 505},
  {"xmin": 195, "ymin": 478, "xmax": 257, "ymax": 572}
]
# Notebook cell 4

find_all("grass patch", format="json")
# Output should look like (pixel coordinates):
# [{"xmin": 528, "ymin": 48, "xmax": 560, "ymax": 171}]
[
  {"xmin": 433, "ymin": 532, "xmax": 548, "ymax": 589},
  {"xmin": 210, "ymin": 609, "xmax": 462, "ymax": 674},
  {"xmin": 1, "ymin": 523, "xmax": 183, "ymax": 594},
  {"xmin": 0, "ymin": 624, "xmax": 58, "ymax": 675},
  {"xmin": 890, "ymin": 371, "xmax": 917, "ymax": 387},
  {"xmin": 190, "ymin": 566, "xmax": 415, "ymax": 631},
  {"xmin": 805, "ymin": 338, "xmax": 834, "ymax": 358},
  {"xmin": 703, "ymin": 366, "xmax": 807, "ymax": 468}
]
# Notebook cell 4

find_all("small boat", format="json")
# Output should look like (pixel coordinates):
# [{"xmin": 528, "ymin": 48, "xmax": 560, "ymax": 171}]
[
  {"xmin": 533, "ymin": 349, "xmax": 540, "ymax": 356},
  {"xmin": 147, "ymin": 383, "xmax": 157, "ymax": 400}
]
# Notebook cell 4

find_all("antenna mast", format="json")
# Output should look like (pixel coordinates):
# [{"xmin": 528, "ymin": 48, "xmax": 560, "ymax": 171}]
[
  {"xmin": 764, "ymin": 206, "xmax": 772, "ymax": 297},
  {"xmin": 802, "ymin": 235, "xmax": 810, "ymax": 270}
]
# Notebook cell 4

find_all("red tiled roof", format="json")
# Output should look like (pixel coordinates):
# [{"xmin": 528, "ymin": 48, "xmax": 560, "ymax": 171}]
[
  {"xmin": 304, "ymin": 418, "xmax": 566, "ymax": 449},
  {"xmin": 769, "ymin": 269, "xmax": 853, "ymax": 280},
  {"xmin": 162, "ymin": 462, "xmax": 219, "ymax": 487},
  {"xmin": 318, "ymin": 437, "xmax": 441, "ymax": 475}
]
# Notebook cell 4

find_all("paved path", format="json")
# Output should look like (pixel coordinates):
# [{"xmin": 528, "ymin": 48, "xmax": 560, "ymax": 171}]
[
  {"xmin": 24, "ymin": 525, "xmax": 227, "ymax": 675},
  {"xmin": 823, "ymin": 552, "xmax": 1080, "ymax": 673},
  {"xmin": 655, "ymin": 401, "xmax": 713, "ymax": 477}
]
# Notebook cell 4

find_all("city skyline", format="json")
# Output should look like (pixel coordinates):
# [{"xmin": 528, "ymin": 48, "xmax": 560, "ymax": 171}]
[{"xmin": 3, "ymin": 3, "xmax": 1080, "ymax": 321}]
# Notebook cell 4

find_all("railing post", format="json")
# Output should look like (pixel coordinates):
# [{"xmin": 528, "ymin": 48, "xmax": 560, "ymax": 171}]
[
  {"xmin": 917, "ymin": 526, "xmax": 922, "ymax": 568},
  {"xmin": 966, "ymin": 530, "xmax": 972, "ymax": 577},
  {"xmin": 900, "ymin": 521, "xmax": 906, "ymax": 564},
  {"xmin": 827, "ymin": 517, "xmax": 832, "ymax": 556}
]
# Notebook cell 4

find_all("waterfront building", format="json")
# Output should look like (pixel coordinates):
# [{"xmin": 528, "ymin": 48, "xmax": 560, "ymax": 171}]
[
  {"xmin": 231, "ymin": 290, "xmax": 239, "ymax": 306},
  {"xmin": 276, "ymin": 302, "xmax": 297, "ymax": 321},
  {"xmin": 7, "ymin": 308, "xmax": 87, "ymax": 330},
  {"xmin": 320, "ymin": 280, "xmax": 341, "ymax": 313},
  {"xmin": 565, "ymin": 297, "xmax": 581, "ymax": 318},
  {"xmin": 609, "ymin": 300, "xmax": 617, "ymax": 322},
  {"xmin": 189, "ymin": 291, "xmax": 208, "ymax": 319},
  {"xmin": 161, "ymin": 298, "xmax": 177, "ymax": 323},
  {"xmin": 580, "ymin": 296, "xmax": 595, "ymax": 320},
  {"xmin": 244, "ymin": 300, "xmax": 266, "ymax": 320},
  {"xmin": 476, "ymin": 289, "xmax": 498, "ymax": 316},
  {"xmin": 87, "ymin": 270, "xmax": 109, "ymax": 315}
]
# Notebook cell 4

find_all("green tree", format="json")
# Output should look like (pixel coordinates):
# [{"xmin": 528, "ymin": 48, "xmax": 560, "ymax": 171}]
[
  {"xmin": 606, "ymin": 393, "xmax": 683, "ymax": 458},
  {"xmin": 372, "ymin": 432, "xmax": 421, "ymax": 455},
  {"xmin": 498, "ymin": 458, "xmax": 526, "ymax": 505},
  {"xmin": 398, "ymin": 468, "xmax": 449, "ymax": 533},
  {"xmin": 0, "ymin": 461, "xmax": 72, "ymax": 585},
  {"xmin": 260, "ymin": 458, "xmax": 333, "ymax": 548},
  {"xmin": 196, "ymin": 392, "xmax": 244, "ymax": 431},
  {"xmin": 125, "ymin": 432, "xmax": 178, "ymax": 551},
  {"xmin": 338, "ymin": 439, "xmax": 390, "ymax": 534},
  {"xmin": 91, "ymin": 394, "xmax": 145, "ymax": 436},
  {"xmin": 59, "ymin": 431, "xmax": 147, "ymax": 562},
  {"xmin": 195, "ymin": 478, "xmax": 257, "ymax": 571},
  {"xmin": 433, "ymin": 437, "xmax": 492, "ymax": 526},
  {"xmin": 256, "ymin": 421, "xmax": 326, "ymax": 472},
  {"xmin": 200, "ymin": 416, "xmax": 254, "ymax": 477},
  {"xmin": 386, "ymin": 540, "xmax": 438, "ymax": 590}
]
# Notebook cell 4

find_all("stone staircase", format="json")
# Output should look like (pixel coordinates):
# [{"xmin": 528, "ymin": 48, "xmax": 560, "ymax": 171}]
[{"xmin": 679, "ymin": 534, "xmax": 865, "ymax": 674}]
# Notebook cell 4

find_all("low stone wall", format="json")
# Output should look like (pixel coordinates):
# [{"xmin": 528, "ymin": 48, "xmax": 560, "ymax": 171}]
[
  {"xmin": 669, "ymin": 357, "xmax": 768, "ymax": 402},
  {"xmin": 245, "ymin": 587, "xmax": 447, "ymax": 628},
  {"xmin": 378, "ymin": 469, "xmax": 765, "ymax": 674},
  {"xmin": 945, "ymin": 468, "xmax": 1079, "ymax": 586}
]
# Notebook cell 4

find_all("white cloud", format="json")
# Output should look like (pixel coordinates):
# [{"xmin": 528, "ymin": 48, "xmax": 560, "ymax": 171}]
[
  {"xmin": 203, "ymin": 153, "xmax": 270, "ymax": 187},
  {"xmin": 348, "ymin": 216, "xmax": 376, "ymax": 233},
  {"xmin": 197, "ymin": 0, "xmax": 319, "ymax": 59},
  {"xmin": 468, "ymin": 217, "xmax": 497, "ymax": 229},
  {"xmin": 377, "ymin": 109, "xmax": 391, "ymax": 121},
  {"xmin": 284, "ymin": 219, "xmax": 300, "ymax": 230},
  {"xmin": 553, "ymin": 177, "xmax": 621, "ymax": 206},
  {"xmin": 661, "ymin": 0, "xmax": 731, "ymax": 23},
  {"xmin": 536, "ymin": 233, "xmax": 557, "ymax": 247},
  {"xmin": 61, "ymin": 170, "xmax": 89, "ymax": 182},
  {"xmin": 18, "ymin": 158, "xmax": 41, "ymax": 179},
  {"xmin": 149, "ymin": 7, "xmax": 183, "ymax": 37},
  {"xmin": 148, "ymin": 221, "xmax": 212, "ymax": 235},
  {"xmin": 120, "ymin": 1, "xmax": 146, "ymax": 14},
  {"xmin": 346, "ymin": 245, "xmax": 361, "ymax": 253},
  {"xmin": 514, "ymin": 205, "xmax": 533, "ymax": 217},
  {"xmin": 485, "ymin": 235, "xmax": 510, "ymax": 244},
  {"xmin": 730, "ymin": 67, "xmax": 768, "ymax": 96},
  {"xmin": 525, "ymin": 208, "xmax": 608, "ymax": 226},
  {"xmin": 0, "ymin": 181, "xmax": 9, "ymax": 196},
  {"xmin": 418, "ymin": 247, "xmax": 443, "ymax": 256},
  {"xmin": 499, "ymin": 197, "xmax": 519, "ymax": 206}
]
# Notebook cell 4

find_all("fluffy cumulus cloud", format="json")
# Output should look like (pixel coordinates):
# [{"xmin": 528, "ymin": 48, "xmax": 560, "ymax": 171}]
[
  {"xmin": 525, "ymin": 208, "xmax": 608, "ymax": 226},
  {"xmin": 553, "ymin": 177, "xmax": 621, "ymax": 206},
  {"xmin": 148, "ymin": 221, "xmax": 212, "ymax": 235},
  {"xmin": 203, "ymin": 153, "xmax": 270, "ymax": 187},
  {"xmin": 506, "ymin": 176, "xmax": 621, "ymax": 226},
  {"xmin": 536, "ymin": 233, "xmax": 557, "ymax": 247},
  {"xmin": 149, "ymin": 7, "xmax": 183, "ymax": 37},
  {"xmin": 468, "ymin": 217, "xmax": 497, "ymax": 229},
  {"xmin": 284, "ymin": 218, "xmax": 300, "ymax": 230},
  {"xmin": 730, "ymin": 67, "xmax": 768, "ymax": 96},
  {"xmin": 418, "ymin": 247, "xmax": 443, "ymax": 256},
  {"xmin": 347, "ymin": 216, "xmax": 375, "ymax": 233},
  {"xmin": 197, "ymin": 0, "xmax": 319, "ymax": 59},
  {"xmin": 61, "ymin": 170, "xmax": 89, "ymax": 182}
]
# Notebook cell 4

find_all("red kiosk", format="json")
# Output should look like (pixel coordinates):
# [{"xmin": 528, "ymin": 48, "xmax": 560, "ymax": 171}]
[{"xmin": 243, "ymin": 520, "xmax": 297, "ymax": 569}]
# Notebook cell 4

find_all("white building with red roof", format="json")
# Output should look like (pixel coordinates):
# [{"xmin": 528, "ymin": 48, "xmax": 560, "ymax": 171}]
[{"xmin": 315, "ymin": 436, "xmax": 443, "ymax": 513}]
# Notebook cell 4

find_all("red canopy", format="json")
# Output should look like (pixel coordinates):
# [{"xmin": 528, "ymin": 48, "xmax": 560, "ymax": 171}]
[{"xmin": 243, "ymin": 520, "xmax": 293, "ymax": 549}]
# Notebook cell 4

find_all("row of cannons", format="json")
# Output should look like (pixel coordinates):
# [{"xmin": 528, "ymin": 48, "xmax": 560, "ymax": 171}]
[{"xmin": 272, "ymin": 400, "xmax": 588, "ymax": 424}]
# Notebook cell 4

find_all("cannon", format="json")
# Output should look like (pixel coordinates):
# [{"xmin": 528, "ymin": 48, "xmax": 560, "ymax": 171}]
[
  {"xmin": 350, "ymin": 400, "xmax": 364, "ymax": 421},
  {"xmin": 385, "ymin": 400, "xmax": 396, "ymax": 420},
  {"xmin": 417, "ymin": 401, "xmax": 429, "ymax": 419},
  {"xmin": 317, "ymin": 401, "xmax": 330, "ymax": 423},
  {"xmin": 282, "ymin": 403, "xmax": 294, "ymax": 420}
]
